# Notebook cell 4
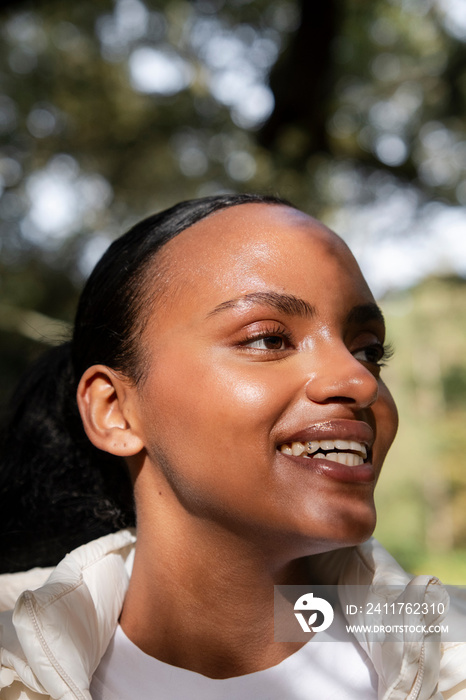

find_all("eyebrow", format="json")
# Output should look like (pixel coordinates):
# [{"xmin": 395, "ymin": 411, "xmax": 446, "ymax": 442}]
[
  {"xmin": 346, "ymin": 303, "xmax": 385, "ymax": 327},
  {"xmin": 207, "ymin": 291, "xmax": 316, "ymax": 319},
  {"xmin": 208, "ymin": 294, "xmax": 385, "ymax": 329}
]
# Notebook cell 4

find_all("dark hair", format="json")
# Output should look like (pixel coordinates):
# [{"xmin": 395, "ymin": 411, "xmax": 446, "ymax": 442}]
[{"xmin": 0, "ymin": 193, "xmax": 290, "ymax": 572}]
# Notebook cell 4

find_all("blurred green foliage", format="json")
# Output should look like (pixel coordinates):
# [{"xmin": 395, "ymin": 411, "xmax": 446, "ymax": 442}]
[
  {"xmin": 375, "ymin": 276, "xmax": 466, "ymax": 583},
  {"xmin": 0, "ymin": 0, "xmax": 465, "ymax": 576}
]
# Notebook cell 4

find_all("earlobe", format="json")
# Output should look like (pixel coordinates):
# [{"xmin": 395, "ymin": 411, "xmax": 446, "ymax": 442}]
[{"xmin": 77, "ymin": 365, "xmax": 144, "ymax": 457}]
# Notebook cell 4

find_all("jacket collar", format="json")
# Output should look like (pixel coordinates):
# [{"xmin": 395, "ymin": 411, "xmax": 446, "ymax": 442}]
[
  {"xmin": 337, "ymin": 539, "xmax": 448, "ymax": 700},
  {"xmin": 1, "ymin": 532, "xmax": 449, "ymax": 700},
  {"xmin": 5, "ymin": 529, "xmax": 135, "ymax": 700}
]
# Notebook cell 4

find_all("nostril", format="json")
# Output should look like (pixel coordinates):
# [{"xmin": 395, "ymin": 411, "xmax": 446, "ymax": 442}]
[
  {"xmin": 305, "ymin": 367, "xmax": 379, "ymax": 408},
  {"xmin": 320, "ymin": 396, "xmax": 358, "ymax": 404}
]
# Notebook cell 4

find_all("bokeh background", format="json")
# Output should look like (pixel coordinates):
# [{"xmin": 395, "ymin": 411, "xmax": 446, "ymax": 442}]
[{"xmin": 1, "ymin": 0, "xmax": 465, "ymax": 580}]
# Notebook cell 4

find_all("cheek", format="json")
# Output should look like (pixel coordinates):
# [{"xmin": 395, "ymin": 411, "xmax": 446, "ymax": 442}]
[
  {"xmin": 227, "ymin": 378, "xmax": 268, "ymax": 404},
  {"xmin": 137, "ymin": 356, "xmax": 291, "ymax": 516},
  {"xmin": 374, "ymin": 380, "xmax": 399, "ymax": 461},
  {"xmin": 139, "ymin": 349, "xmax": 285, "ymax": 457},
  {"xmin": 218, "ymin": 375, "xmax": 272, "ymax": 425}
]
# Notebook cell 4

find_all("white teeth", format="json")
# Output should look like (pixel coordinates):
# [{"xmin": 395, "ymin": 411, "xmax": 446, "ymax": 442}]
[
  {"xmin": 291, "ymin": 441, "xmax": 307, "ymax": 456},
  {"xmin": 335, "ymin": 439, "xmax": 351, "ymax": 450},
  {"xmin": 314, "ymin": 452, "xmax": 364, "ymax": 466},
  {"xmin": 320, "ymin": 440, "xmax": 334, "ymax": 451},
  {"xmin": 307, "ymin": 439, "xmax": 367, "ymax": 458},
  {"xmin": 350, "ymin": 440, "xmax": 367, "ymax": 457},
  {"xmin": 279, "ymin": 438, "xmax": 367, "ymax": 465}
]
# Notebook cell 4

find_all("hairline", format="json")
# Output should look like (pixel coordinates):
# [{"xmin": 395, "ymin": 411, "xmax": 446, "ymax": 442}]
[{"xmin": 129, "ymin": 198, "xmax": 294, "ymax": 385}]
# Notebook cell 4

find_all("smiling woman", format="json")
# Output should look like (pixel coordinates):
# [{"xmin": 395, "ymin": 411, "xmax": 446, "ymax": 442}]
[{"xmin": 0, "ymin": 194, "xmax": 465, "ymax": 699}]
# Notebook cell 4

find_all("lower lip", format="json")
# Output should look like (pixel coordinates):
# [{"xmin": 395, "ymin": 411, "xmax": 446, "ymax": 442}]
[{"xmin": 278, "ymin": 452, "xmax": 375, "ymax": 484}]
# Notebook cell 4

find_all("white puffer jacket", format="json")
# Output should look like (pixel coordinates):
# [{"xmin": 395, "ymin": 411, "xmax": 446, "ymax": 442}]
[{"xmin": 1, "ymin": 530, "xmax": 465, "ymax": 700}]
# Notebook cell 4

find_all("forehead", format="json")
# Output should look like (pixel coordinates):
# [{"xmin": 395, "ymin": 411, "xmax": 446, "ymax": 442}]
[
  {"xmin": 155, "ymin": 203, "xmax": 373, "ymax": 308},
  {"xmin": 167, "ymin": 202, "xmax": 343, "ymax": 262}
]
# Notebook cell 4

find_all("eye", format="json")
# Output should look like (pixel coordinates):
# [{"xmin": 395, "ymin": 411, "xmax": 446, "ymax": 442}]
[
  {"xmin": 239, "ymin": 323, "xmax": 293, "ymax": 353},
  {"xmin": 244, "ymin": 335, "xmax": 288, "ymax": 351},
  {"xmin": 353, "ymin": 342, "xmax": 393, "ymax": 366}
]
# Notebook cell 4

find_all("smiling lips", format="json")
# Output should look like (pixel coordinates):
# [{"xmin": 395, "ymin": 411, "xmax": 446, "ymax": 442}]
[
  {"xmin": 277, "ymin": 419, "xmax": 374, "ymax": 473},
  {"xmin": 280, "ymin": 439, "xmax": 367, "ymax": 467}
]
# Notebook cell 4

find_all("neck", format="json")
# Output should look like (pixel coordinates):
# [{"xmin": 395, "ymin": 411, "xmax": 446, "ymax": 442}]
[
  {"xmin": 120, "ymin": 511, "xmax": 317, "ymax": 677},
  {"xmin": 120, "ymin": 463, "xmax": 347, "ymax": 678}
]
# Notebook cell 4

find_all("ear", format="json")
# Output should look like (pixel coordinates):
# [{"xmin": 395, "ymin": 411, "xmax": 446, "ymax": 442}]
[{"xmin": 76, "ymin": 365, "xmax": 144, "ymax": 457}]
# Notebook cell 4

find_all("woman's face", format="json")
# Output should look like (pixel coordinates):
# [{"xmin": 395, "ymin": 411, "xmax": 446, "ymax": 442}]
[{"xmin": 131, "ymin": 203, "xmax": 398, "ymax": 555}]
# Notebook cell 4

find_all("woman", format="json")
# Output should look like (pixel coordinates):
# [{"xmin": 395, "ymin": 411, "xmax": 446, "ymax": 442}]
[{"xmin": 0, "ymin": 193, "xmax": 465, "ymax": 699}]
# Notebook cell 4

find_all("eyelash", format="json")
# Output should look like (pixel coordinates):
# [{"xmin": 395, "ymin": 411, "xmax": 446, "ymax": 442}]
[
  {"xmin": 354, "ymin": 342, "xmax": 395, "ymax": 367},
  {"xmin": 239, "ymin": 324, "xmax": 293, "ymax": 351},
  {"xmin": 239, "ymin": 327, "xmax": 395, "ymax": 367},
  {"xmin": 380, "ymin": 341, "xmax": 395, "ymax": 366}
]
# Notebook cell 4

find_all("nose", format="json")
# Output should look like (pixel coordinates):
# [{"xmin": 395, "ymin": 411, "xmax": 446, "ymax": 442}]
[{"xmin": 304, "ymin": 343, "xmax": 379, "ymax": 409}]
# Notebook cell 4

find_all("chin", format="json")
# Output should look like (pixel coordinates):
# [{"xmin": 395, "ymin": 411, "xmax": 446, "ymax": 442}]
[
  {"xmin": 324, "ymin": 508, "xmax": 377, "ymax": 552},
  {"xmin": 291, "ymin": 502, "xmax": 378, "ymax": 557}
]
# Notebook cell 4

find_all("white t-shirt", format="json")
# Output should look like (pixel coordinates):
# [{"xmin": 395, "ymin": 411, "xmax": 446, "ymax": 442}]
[{"xmin": 90, "ymin": 607, "xmax": 378, "ymax": 700}]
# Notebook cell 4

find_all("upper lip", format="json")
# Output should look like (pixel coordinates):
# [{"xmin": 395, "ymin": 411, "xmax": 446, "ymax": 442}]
[{"xmin": 277, "ymin": 419, "xmax": 374, "ymax": 450}]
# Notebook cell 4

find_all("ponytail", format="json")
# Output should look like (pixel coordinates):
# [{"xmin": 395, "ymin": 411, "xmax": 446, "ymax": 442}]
[
  {"xmin": 0, "ymin": 342, "xmax": 134, "ymax": 573},
  {"xmin": 1, "ymin": 193, "xmax": 289, "ymax": 572}
]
